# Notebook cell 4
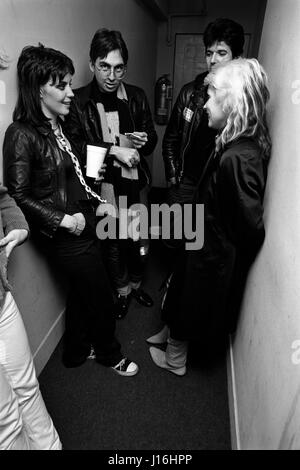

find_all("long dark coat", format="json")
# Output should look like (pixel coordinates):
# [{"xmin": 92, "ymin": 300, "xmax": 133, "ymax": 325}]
[{"xmin": 162, "ymin": 137, "xmax": 269, "ymax": 342}]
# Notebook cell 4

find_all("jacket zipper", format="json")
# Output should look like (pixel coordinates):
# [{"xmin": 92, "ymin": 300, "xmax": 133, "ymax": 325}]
[
  {"xmin": 126, "ymin": 96, "xmax": 150, "ymax": 186},
  {"xmin": 179, "ymin": 98, "xmax": 198, "ymax": 183}
]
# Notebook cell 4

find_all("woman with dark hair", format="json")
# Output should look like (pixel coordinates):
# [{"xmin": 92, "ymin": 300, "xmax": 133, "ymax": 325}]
[
  {"xmin": 3, "ymin": 45, "xmax": 138, "ymax": 377},
  {"xmin": 148, "ymin": 58, "xmax": 271, "ymax": 375}
]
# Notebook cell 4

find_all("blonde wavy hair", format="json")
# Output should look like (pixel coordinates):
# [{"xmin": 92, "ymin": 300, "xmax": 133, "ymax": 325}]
[{"xmin": 205, "ymin": 58, "xmax": 271, "ymax": 159}]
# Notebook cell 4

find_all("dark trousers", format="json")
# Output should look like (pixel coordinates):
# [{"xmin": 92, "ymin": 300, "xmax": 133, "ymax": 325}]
[
  {"xmin": 104, "ymin": 238, "xmax": 144, "ymax": 295},
  {"xmin": 167, "ymin": 176, "xmax": 197, "ymax": 206},
  {"xmin": 162, "ymin": 177, "xmax": 197, "ymax": 252},
  {"xmin": 53, "ymin": 233, "xmax": 122, "ymax": 366}
]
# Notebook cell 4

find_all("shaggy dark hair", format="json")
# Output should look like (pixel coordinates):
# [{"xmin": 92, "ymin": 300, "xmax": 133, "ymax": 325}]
[
  {"xmin": 13, "ymin": 44, "xmax": 74, "ymax": 125},
  {"xmin": 203, "ymin": 18, "xmax": 245, "ymax": 58},
  {"xmin": 89, "ymin": 28, "xmax": 128, "ymax": 65}
]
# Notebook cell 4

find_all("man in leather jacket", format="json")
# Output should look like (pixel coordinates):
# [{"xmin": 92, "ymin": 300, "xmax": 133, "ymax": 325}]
[
  {"xmin": 163, "ymin": 18, "xmax": 245, "ymax": 205},
  {"xmin": 64, "ymin": 28, "xmax": 157, "ymax": 319}
]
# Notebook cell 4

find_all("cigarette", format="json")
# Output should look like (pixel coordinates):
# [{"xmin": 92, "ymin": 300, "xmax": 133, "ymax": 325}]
[{"xmin": 125, "ymin": 132, "xmax": 144, "ymax": 140}]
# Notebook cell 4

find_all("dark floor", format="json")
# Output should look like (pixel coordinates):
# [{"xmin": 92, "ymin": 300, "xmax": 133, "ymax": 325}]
[{"xmin": 39, "ymin": 240, "xmax": 231, "ymax": 450}]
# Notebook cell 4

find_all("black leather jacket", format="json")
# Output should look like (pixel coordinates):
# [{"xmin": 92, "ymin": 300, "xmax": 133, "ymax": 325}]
[
  {"xmin": 3, "ymin": 121, "xmax": 83, "ymax": 238},
  {"xmin": 162, "ymin": 137, "xmax": 269, "ymax": 340},
  {"xmin": 163, "ymin": 71, "xmax": 216, "ymax": 183},
  {"xmin": 64, "ymin": 79, "xmax": 157, "ymax": 186}
]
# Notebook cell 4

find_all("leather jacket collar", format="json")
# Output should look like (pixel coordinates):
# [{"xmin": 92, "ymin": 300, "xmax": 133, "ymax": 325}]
[{"xmin": 35, "ymin": 118, "xmax": 64, "ymax": 137}]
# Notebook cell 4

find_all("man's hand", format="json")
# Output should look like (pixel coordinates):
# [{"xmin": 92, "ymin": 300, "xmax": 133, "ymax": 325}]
[
  {"xmin": 111, "ymin": 147, "xmax": 140, "ymax": 168},
  {"xmin": 0, "ymin": 229, "xmax": 28, "ymax": 258},
  {"xmin": 125, "ymin": 132, "xmax": 148, "ymax": 149},
  {"xmin": 169, "ymin": 177, "xmax": 177, "ymax": 186},
  {"xmin": 94, "ymin": 163, "xmax": 107, "ymax": 185}
]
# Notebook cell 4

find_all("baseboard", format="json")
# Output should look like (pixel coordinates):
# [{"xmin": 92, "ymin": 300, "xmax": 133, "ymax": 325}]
[
  {"xmin": 33, "ymin": 309, "xmax": 65, "ymax": 377},
  {"xmin": 227, "ymin": 334, "xmax": 241, "ymax": 450}
]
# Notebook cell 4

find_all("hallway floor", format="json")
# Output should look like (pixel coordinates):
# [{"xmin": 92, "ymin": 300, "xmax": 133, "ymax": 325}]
[{"xmin": 38, "ymin": 240, "xmax": 231, "ymax": 450}]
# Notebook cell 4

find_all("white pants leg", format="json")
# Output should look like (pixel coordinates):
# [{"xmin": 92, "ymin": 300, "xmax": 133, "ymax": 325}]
[
  {"xmin": 0, "ymin": 292, "xmax": 62, "ymax": 450},
  {"xmin": 166, "ymin": 337, "xmax": 188, "ymax": 369}
]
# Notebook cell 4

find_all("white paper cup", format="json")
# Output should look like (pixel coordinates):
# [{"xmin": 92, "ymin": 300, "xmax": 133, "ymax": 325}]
[{"xmin": 86, "ymin": 145, "xmax": 107, "ymax": 178}]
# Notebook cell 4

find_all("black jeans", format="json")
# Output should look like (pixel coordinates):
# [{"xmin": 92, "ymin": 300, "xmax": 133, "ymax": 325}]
[
  {"xmin": 52, "ymin": 217, "xmax": 122, "ymax": 366},
  {"xmin": 104, "ymin": 238, "xmax": 144, "ymax": 295},
  {"xmin": 167, "ymin": 176, "xmax": 197, "ymax": 206},
  {"xmin": 162, "ymin": 177, "xmax": 197, "ymax": 251}
]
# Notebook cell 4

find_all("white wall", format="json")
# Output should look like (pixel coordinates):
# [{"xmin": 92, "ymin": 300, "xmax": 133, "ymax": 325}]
[
  {"xmin": 230, "ymin": 0, "xmax": 300, "ymax": 449},
  {"xmin": 152, "ymin": 0, "xmax": 266, "ymax": 187},
  {"xmin": 0, "ymin": 0, "xmax": 157, "ymax": 374}
]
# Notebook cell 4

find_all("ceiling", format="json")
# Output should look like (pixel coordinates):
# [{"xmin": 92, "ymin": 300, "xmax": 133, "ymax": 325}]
[
  {"xmin": 137, "ymin": 0, "xmax": 207, "ymax": 20},
  {"xmin": 167, "ymin": 0, "xmax": 207, "ymax": 15}
]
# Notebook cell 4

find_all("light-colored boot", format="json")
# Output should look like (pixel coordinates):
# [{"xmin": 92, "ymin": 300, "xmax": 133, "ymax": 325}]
[
  {"xmin": 146, "ymin": 325, "xmax": 169, "ymax": 344},
  {"xmin": 149, "ymin": 337, "xmax": 188, "ymax": 376}
]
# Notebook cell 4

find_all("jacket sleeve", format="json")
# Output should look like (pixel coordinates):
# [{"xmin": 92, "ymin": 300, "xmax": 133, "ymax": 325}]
[
  {"xmin": 162, "ymin": 85, "xmax": 188, "ymax": 182},
  {"xmin": 0, "ymin": 185, "xmax": 29, "ymax": 235},
  {"xmin": 3, "ymin": 125, "xmax": 65, "ymax": 238},
  {"xmin": 136, "ymin": 89, "xmax": 157, "ymax": 157},
  {"xmin": 218, "ymin": 148, "xmax": 266, "ymax": 257}
]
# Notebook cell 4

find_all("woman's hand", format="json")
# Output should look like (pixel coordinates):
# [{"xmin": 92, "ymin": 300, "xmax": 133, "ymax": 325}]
[
  {"xmin": 0, "ymin": 229, "xmax": 29, "ymax": 258},
  {"xmin": 111, "ymin": 147, "xmax": 140, "ymax": 168},
  {"xmin": 72, "ymin": 213, "xmax": 86, "ymax": 235},
  {"xmin": 60, "ymin": 213, "xmax": 86, "ymax": 236},
  {"xmin": 125, "ymin": 132, "xmax": 148, "ymax": 149}
]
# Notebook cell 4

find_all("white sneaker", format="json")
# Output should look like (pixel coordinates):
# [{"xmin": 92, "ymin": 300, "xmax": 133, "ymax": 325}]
[
  {"xmin": 149, "ymin": 347, "xmax": 186, "ymax": 376},
  {"xmin": 111, "ymin": 357, "xmax": 139, "ymax": 377},
  {"xmin": 87, "ymin": 346, "xmax": 96, "ymax": 360}
]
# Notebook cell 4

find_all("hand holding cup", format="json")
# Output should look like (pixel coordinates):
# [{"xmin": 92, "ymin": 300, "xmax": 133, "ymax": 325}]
[{"xmin": 94, "ymin": 163, "xmax": 107, "ymax": 185}]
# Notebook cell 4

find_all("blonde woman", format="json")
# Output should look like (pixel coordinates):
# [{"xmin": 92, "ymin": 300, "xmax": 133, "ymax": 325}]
[{"xmin": 148, "ymin": 59, "xmax": 271, "ymax": 375}]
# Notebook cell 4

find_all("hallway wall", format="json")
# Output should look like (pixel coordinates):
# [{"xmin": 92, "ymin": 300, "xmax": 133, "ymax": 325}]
[
  {"xmin": 0, "ymin": 0, "xmax": 157, "ymax": 374},
  {"xmin": 231, "ymin": 0, "xmax": 300, "ymax": 449}
]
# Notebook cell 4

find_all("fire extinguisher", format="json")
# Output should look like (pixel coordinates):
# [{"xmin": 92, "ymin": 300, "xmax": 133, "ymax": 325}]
[{"xmin": 155, "ymin": 74, "xmax": 172, "ymax": 125}]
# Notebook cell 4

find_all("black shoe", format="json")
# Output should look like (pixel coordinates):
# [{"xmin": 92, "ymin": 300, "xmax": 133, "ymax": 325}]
[
  {"xmin": 62, "ymin": 352, "xmax": 88, "ymax": 368},
  {"xmin": 131, "ymin": 288, "xmax": 153, "ymax": 307},
  {"xmin": 115, "ymin": 294, "xmax": 131, "ymax": 320}
]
